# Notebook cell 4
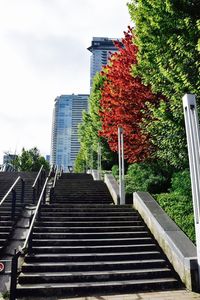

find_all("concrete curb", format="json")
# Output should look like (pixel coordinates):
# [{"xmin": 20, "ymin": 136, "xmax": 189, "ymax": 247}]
[
  {"xmin": 133, "ymin": 191, "xmax": 198, "ymax": 291},
  {"xmin": 104, "ymin": 174, "xmax": 120, "ymax": 205}
]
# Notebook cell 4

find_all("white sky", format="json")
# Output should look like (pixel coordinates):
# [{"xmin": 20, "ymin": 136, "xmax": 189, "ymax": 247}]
[{"xmin": 0, "ymin": 0, "xmax": 132, "ymax": 163}]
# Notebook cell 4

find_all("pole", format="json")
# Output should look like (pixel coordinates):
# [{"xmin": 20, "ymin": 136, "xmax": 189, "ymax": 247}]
[
  {"xmin": 183, "ymin": 94, "xmax": 200, "ymax": 286},
  {"xmin": 98, "ymin": 142, "xmax": 102, "ymax": 180},
  {"xmin": 118, "ymin": 127, "xmax": 125, "ymax": 204}
]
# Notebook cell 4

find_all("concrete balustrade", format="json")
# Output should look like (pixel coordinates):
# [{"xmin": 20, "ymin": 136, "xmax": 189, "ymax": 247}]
[{"xmin": 133, "ymin": 192, "xmax": 198, "ymax": 291}]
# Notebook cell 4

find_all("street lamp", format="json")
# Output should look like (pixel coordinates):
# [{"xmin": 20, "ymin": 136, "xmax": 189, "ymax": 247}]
[
  {"xmin": 118, "ymin": 127, "xmax": 125, "ymax": 204},
  {"xmin": 183, "ymin": 93, "xmax": 200, "ymax": 286}
]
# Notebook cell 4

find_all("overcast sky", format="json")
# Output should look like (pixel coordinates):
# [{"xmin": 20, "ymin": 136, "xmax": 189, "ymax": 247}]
[{"xmin": 0, "ymin": 0, "xmax": 131, "ymax": 163}]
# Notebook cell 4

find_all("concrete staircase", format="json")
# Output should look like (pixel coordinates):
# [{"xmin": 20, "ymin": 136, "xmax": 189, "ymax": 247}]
[{"xmin": 16, "ymin": 173, "xmax": 182, "ymax": 298}]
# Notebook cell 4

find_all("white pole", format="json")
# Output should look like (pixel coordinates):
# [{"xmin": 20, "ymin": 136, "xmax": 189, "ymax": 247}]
[
  {"xmin": 121, "ymin": 128, "xmax": 125, "ymax": 204},
  {"xmin": 183, "ymin": 94, "xmax": 200, "ymax": 286},
  {"xmin": 97, "ymin": 142, "xmax": 101, "ymax": 180},
  {"xmin": 118, "ymin": 127, "xmax": 125, "ymax": 205}
]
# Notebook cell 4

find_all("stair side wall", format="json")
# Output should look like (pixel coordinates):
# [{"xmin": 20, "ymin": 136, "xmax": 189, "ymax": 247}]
[{"xmin": 133, "ymin": 191, "xmax": 198, "ymax": 291}]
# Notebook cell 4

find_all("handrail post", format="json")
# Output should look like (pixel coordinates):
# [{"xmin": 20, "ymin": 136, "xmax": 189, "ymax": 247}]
[
  {"xmin": 10, "ymin": 249, "xmax": 19, "ymax": 300},
  {"xmin": 32, "ymin": 187, "xmax": 36, "ymax": 204},
  {"xmin": 50, "ymin": 187, "xmax": 54, "ymax": 204},
  {"xmin": 21, "ymin": 179, "xmax": 25, "ymax": 204},
  {"xmin": 42, "ymin": 186, "xmax": 46, "ymax": 204},
  {"xmin": 11, "ymin": 189, "xmax": 16, "ymax": 220},
  {"xmin": 28, "ymin": 230, "xmax": 33, "ymax": 253}
]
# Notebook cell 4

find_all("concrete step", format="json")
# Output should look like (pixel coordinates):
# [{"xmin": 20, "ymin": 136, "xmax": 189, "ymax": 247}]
[
  {"xmin": 36, "ymin": 216, "xmax": 140, "ymax": 222},
  {"xmin": 34, "ymin": 220, "xmax": 142, "ymax": 227},
  {"xmin": 16, "ymin": 277, "xmax": 181, "ymax": 298},
  {"xmin": 21, "ymin": 258, "xmax": 168, "ymax": 272},
  {"xmin": 31, "ymin": 243, "xmax": 157, "ymax": 254},
  {"xmin": 38, "ymin": 211, "xmax": 137, "ymax": 217},
  {"xmin": 18, "ymin": 267, "xmax": 173, "ymax": 284},
  {"xmin": 32, "ymin": 231, "xmax": 149, "ymax": 239},
  {"xmin": 33, "ymin": 225, "xmax": 145, "ymax": 233},
  {"xmin": 32, "ymin": 237, "xmax": 153, "ymax": 246},
  {"xmin": 25, "ymin": 251, "xmax": 163, "ymax": 263}
]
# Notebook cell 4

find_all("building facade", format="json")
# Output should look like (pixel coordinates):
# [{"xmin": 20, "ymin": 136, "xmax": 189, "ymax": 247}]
[
  {"xmin": 50, "ymin": 94, "xmax": 88, "ymax": 172},
  {"xmin": 87, "ymin": 37, "xmax": 120, "ymax": 88}
]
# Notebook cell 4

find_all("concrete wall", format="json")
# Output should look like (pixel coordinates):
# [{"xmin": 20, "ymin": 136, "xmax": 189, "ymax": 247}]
[
  {"xmin": 104, "ymin": 174, "xmax": 120, "ymax": 205},
  {"xmin": 133, "ymin": 192, "xmax": 198, "ymax": 291}
]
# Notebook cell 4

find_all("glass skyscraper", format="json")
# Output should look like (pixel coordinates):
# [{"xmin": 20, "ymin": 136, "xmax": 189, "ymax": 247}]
[
  {"xmin": 87, "ymin": 37, "xmax": 120, "ymax": 88},
  {"xmin": 50, "ymin": 94, "xmax": 89, "ymax": 171}
]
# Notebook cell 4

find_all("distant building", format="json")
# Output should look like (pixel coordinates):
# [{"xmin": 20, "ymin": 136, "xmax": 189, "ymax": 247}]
[
  {"xmin": 3, "ymin": 153, "xmax": 17, "ymax": 164},
  {"xmin": 87, "ymin": 37, "xmax": 120, "ymax": 88},
  {"xmin": 45, "ymin": 155, "xmax": 50, "ymax": 163},
  {"xmin": 50, "ymin": 94, "xmax": 89, "ymax": 172}
]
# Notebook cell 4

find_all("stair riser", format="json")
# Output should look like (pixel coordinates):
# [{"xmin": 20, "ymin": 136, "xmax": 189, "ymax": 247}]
[
  {"xmin": 25, "ymin": 252, "xmax": 162, "ymax": 263},
  {"xmin": 16, "ymin": 280, "xmax": 180, "ymax": 298},
  {"xmin": 32, "ymin": 238, "xmax": 152, "ymax": 246},
  {"xmin": 18, "ymin": 269, "xmax": 173, "ymax": 284},
  {"xmin": 31, "ymin": 244, "xmax": 157, "ymax": 254},
  {"xmin": 35, "ymin": 216, "xmax": 140, "ymax": 221},
  {"xmin": 38, "ymin": 212, "xmax": 137, "ymax": 217},
  {"xmin": 35, "ymin": 221, "xmax": 142, "ymax": 227},
  {"xmin": 32, "ymin": 232, "xmax": 149, "ymax": 239},
  {"xmin": 33, "ymin": 226, "xmax": 144, "ymax": 233},
  {"xmin": 22, "ymin": 261, "xmax": 167, "ymax": 273}
]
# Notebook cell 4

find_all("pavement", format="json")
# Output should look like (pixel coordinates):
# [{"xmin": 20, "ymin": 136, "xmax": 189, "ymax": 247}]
[{"xmin": 58, "ymin": 290, "xmax": 200, "ymax": 300}]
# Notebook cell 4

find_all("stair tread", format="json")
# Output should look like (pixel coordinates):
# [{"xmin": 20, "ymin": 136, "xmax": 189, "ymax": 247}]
[
  {"xmin": 34, "ymin": 226, "xmax": 143, "ymax": 230},
  {"xmin": 27, "ymin": 251, "xmax": 160, "ymax": 257},
  {"xmin": 19, "ymin": 267, "xmax": 171, "ymax": 277},
  {"xmin": 17, "ymin": 277, "xmax": 179, "ymax": 289},
  {"xmin": 32, "ymin": 243, "xmax": 156, "ymax": 248},
  {"xmin": 32, "ymin": 237, "xmax": 152, "ymax": 241},
  {"xmin": 24, "ymin": 258, "xmax": 166, "ymax": 266},
  {"xmin": 33, "ymin": 231, "xmax": 147, "ymax": 235}
]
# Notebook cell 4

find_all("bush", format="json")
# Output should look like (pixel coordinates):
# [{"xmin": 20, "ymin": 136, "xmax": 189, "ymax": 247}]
[
  {"xmin": 155, "ymin": 193, "xmax": 195, "ymax": 243},
  {"xmin": 125, "ymin": 162, "xmax": 170, "ymax": 195},
  {"xmin": 112, "ymin": 165, "xmax": 119, "ymax": 178},
  {"xmin": 170, "ymin": 169, "xmax": 192, "ymax": 197}
]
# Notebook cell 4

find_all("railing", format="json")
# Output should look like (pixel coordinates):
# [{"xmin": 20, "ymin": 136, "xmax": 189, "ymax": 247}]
[
  {"xmin": 0, "ymin": 176, "xmax": 25, "ymax": 219},
  {"xmin": 49, "ymin": 166, "xmax": 60, "ymax": 203},
  {"xmin": 10, "ymin": 177, "xmax": 49, "ymax": 300},
  {"xmin": 32, "ymin": 165, "xmax": 46, "ymax": 204}
]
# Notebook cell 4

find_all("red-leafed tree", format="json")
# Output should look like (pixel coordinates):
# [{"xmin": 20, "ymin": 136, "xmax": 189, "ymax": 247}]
[{"xmin": 99, "ymin": 28, "xmax": 157, "ymax": 163}]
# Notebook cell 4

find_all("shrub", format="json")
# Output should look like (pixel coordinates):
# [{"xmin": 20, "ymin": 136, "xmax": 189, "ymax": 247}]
[
  {"xmin": 170, "ymin": 169, "xmax": 192, "ymax": 197},
  {"xmin": 155, "ymin": 193, "xmax": 195, "ymax": 243},
  {"xmin": 125, "ymin": 162, "xmax": 169, "ymax": 195},
  {"xmin": 112, "ymin": 165, "xmax": 119, "ymax": 178}
]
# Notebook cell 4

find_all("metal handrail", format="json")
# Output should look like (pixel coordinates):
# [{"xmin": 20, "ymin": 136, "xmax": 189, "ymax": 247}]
[
  {"xmin": 0, "ymin": 176, "xmax": 21, "ymax": 206},
  {"xmin": 10, "ymin": 177, "xmax": 49, "ymax": 300},
  {"xmin": 32, "ymin": 165, "xmax": 44, "ymax": 188},
  {"xmin": 22, "ymin": 177, "xmax": 48, "ymax": 252},
  {"xmin": 53, "ymin": 166, "xmax": 58, "ymax": 188}
]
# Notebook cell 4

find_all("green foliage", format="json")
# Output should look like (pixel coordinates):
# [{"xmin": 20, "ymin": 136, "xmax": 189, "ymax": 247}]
[
  {"xmin": 13, "ymin": 147, "xmax": 49, "ymax": 171},
  {"xmin": 111, "ymin": 165, "xmax": 119, "ymax": 178},
  {"xmin": 125, "ymin": 161, "xmax": 171, "ymax": 195},
  {"xmin": 128, "ymin": 0, "xmax": 200, "ymax": 168},
  {"xmin": 76, "ymin": 72, "xmax": 117, "ymax": 171},
  {"xmin": 73, "ymin": 148, "xmax": 87, "ymax": 173},
  {"xmin": 156, "ymin": 193, "xmax": 195, "ymax": 243},
  {"xmin": 170, "ymin": 169, "xmax": 192, "ymax": 197}
]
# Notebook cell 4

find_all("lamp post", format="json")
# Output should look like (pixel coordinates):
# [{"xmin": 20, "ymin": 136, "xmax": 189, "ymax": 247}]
[
  {"xmin": 97, "ymin": 142, "xmax": 102, "ymax": 180},
  {"xmin": 183, "ymin": 93, "xmax": 200, "ymax": 285},
  {"xmin": 118, "ymin": 127, "xmax": 125, "ymax": 204}
]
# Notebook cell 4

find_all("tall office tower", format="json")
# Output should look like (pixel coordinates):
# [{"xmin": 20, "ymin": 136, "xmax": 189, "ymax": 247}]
[
  {"xmin": 50, "ymin": 94, "xmax": 89, "ymax": 171},
  {"xmin": 87, "ymin": 37, "xmax": 120, "ymax": 88}
]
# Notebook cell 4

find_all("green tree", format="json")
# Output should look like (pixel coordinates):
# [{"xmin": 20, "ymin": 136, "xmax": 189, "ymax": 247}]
[
  {"xmin": 13, "ymin": 147, "xmax": 49, "ymax": 171},
  {"xmin": 76, "ymin": 72, "xmax": 117, "ymax": 171},
  {"xmin": 128, "ymin": 0, "xmax": 200, "ymax": 168}
]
